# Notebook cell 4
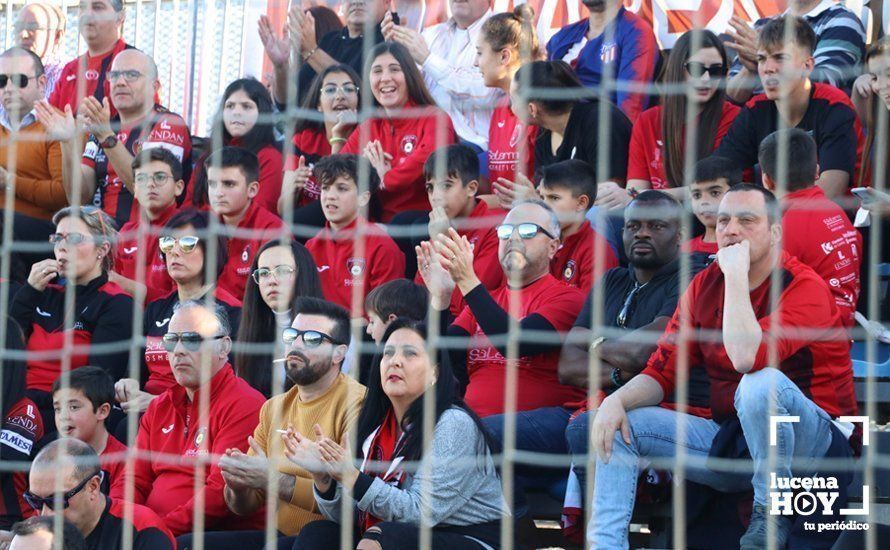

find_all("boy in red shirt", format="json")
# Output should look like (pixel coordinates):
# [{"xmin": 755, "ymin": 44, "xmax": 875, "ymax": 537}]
[
  {"xmin": 685, "ymin": 156, "xmax": 741, "ymax": 272},
  {"xmin": 111, "ymin": 148, "xmax": 182, "ymax": 302},
  {"xmin": 51, "ymin": 367, "xmax": 126, "ymax": 497},
  {"xmin": 207, "ymin": 146, "xmax": 286, "ymax": 302},
  {"xmin": 759, "ymin": 129, "xmax": 862, "ymax": 327},
  {"xmin": 537, "ymin": 159, "xmax": 618, "ymax": 292},
  {"xmin": 417, "ymin": 145, "xmax": 504, "ymax": 315},
  {"xmin": 306, "ymin": 154, "xmax": 405, "ymax": 317}
]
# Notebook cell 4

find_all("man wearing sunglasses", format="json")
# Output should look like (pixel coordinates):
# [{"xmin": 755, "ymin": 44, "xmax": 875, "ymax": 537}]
[
  {"xmin": 114, "ymin": 301, "xmax": 266, "ymax": 537},
  {"xmin": 25, "ymin": 439, "xmax": 174, "ymax": 549}
]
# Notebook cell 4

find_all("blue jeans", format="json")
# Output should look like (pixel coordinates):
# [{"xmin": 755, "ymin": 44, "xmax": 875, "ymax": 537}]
[
  {"xmin": 584, "ymin": 368, "xmax": 835, "ymax": 548},
  {"xmin": 482, "ymin": 406, "xmax": 572, "ymax": 517}
]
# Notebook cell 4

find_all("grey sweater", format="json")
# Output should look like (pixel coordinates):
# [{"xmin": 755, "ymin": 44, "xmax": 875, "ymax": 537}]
[{"xmin": 314, "ymin": 407, "xmax": 509, "ymax": 527}]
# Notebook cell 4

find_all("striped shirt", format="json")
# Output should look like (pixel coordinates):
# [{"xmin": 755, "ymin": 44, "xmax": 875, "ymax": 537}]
[{"xmin": 729, "ymin": 0, "xmax": 866, "ymax": 92}]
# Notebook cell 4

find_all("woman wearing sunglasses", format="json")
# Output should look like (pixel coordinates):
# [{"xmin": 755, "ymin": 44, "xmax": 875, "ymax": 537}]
[
  {"xmin": 284, "ymin": 319, "xmax": 507, "ymax": 549},
  {"xmin": 626, "ymin": 30, "xmax": 738, "ymax": 202},
  {"xmin": 114, "ymin": 209, "xmax": 241, "ymax": 415},
  {"xmin": 234, "ymin": 239, "xmax": 324, "ymax": 397},
  {"xmin": 11, "ymin": 206, "xmax": 133, "ymax": 421}
]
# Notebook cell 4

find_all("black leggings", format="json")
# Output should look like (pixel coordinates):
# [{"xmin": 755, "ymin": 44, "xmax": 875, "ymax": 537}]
[{"xmin": 292, "ymin": 519, "xmax": 502, "ymax": 550}]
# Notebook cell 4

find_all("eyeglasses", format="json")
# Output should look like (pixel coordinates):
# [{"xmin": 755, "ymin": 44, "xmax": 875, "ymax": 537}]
[
  {"xmin": 23, "ymin": 471, "xmax": 100, "ymax": 511},
  {"xmin": 135, "ymin": 172, "xmax": 174, "ymax": 187},
  {"xmin": 49, "ymin": 232, "xmax": 90, "ymax": 245},
  {"xmin": 617, "ymin": 282, "xmax": 647, "ymax": 328},
  {"xmin": 252, "ymin": 265, "xmax": 296, "ymax": 284},
  {"xmin": 0, "ymin": 73, "xmax": 37, "ymax": 88},
  {"xmin": 321, "ymin": 84, "xmax": 359, "ymax": 97},
  {"xmin": 282, "ymin": 328, "xmax": 340, "ymax": 348},
  {"xmin": 684, "ymin": 62, "xmax": 725, "ymax": 78},
  {"xmin": 107, "ymin": 69, "xmax": 143, "ymax": 83},
  {"xmin": 162, "ymin": 331, "xmax": 225, "ymax": 352},
  {"xmin": 158, "ymin": 235, "xmax": 200, "ymax": 254},
  {"xmin": 496, "ymin": 223, "xmax": 556, "ymax": 241}
]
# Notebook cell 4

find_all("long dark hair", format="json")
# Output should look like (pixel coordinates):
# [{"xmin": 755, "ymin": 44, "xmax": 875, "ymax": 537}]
[
  {"xmin": 661, "ymin": 30, "xmax": 729, "ymax": 188},
  {"xmin": 234, "ymin": 239, "xmax": 324, "ymax": 396},
  {"xmin": 191, "ymin": 78, "xmax": 280, "ymax": 207},
  {"xmin": 355, "ymin": 319, "xmax": 495, "ymax": 463},
  {"xmin": 294, "ymin": 64, "xmax": 362, "ymax": 135},
  {"xmin": 860, "ymin": 37, "xmax": 890, "ymax": 187},
  {"xmin": 363, "ymin": 42, "xmax": 437, "ymax": 109}
]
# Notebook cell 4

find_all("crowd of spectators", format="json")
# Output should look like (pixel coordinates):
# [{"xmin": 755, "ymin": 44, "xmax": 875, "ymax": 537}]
[{"xmin": 0, "ymin": 0, "xmax": 888, "ymax": 548}]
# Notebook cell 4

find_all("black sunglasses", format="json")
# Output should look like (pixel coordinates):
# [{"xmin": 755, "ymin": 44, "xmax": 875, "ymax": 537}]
[
  {"xmin": 684, "ymin": 62, "xmax": 725, "ymax": 78},
  {"xmin": 23, "ymin": 471, "xmax": 100, "ymax": 511},
  {"xmin": 496, "ymin": 223, "xmax": 557, "ymax": 240},
  {"xmin": 0, "ymin": 73, "xmax": 36, "ymax": 88},
  {"xmin": 617, "ymin": 282, "xmax": 647, "ymax": 328},
  {"xmin": 282, "ymin": 328, "xmax": 340, "ymax": 348},
  {"xmin": 162, "ymin": 332, "xmax": 225, "ymax": 352}
]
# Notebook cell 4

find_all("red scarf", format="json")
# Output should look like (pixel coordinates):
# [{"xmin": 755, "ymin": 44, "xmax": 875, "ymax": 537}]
[{"xmin": 358, "ymin": 409, "xmax": 406, "ymax": 533}]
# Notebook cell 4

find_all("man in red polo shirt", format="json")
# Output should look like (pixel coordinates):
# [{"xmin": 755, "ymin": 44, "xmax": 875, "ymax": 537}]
[
  {"xmin": 587, "ymin": 185, "xmax": 857, "ymax": 549},
  {"xmin": 207, "ymin": 146, "xmax": 286, "ymax": 302},
  {"xmin": 414, "ymin": 145, "xmax": 504, "ymax": 316},
  {"xmin": 38, "ymin": 49, "xmax": 191, "ymax": 229},
  {"xmin": 111, "ymin": 148, "xmax": 182, "ymax": 302},
  {"xmin": 759, "ymin": 129, "xmax": 861, "ymax": 327},
  {"xmin": 419, "ymin": 199, "xmax": 586, "ymax": 417},
  {"xmin": 538, "ymin": 159, "xmax": 618, "ymax": 292},
  {"xmin": 113, "ymin": 300, "xmax": 265, "ymax": 537},
  {"xmin": 306, "ymin": 154, "xmax": 404, "ymax": 317},
  {"xmin": 49, "ymin": 0, "xmax": 131, "ymax": 114}
]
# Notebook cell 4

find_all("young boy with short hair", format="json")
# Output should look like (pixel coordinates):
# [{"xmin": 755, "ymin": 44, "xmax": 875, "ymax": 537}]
[
  {"xmin": 685, "ymin": 156, "xmax": 741, "ymax": 270},
  {"xmin": 207, "ymin": 146, "xmax": 286, "ymax": 302},
  {"xmin": 365, "ymin": 279, "xmax": 429, "ymax": 344},
  {"xmin": 51, "ymin": 366, "xmax": 127, "ymax": 496},
  {"xmin": 537, "ymin": 159, "xmax": 618, "ymax": 292},
  {"xmin": 420, "ymin": 144, "xmax": 504, "ymax": 315},
  {"xmin": 112, "ymin": 148, "xmax": 184, "ymax": 302},
  {"xmin": 305, "ymin": 154, "xmax": 405, "ymax": 317}
]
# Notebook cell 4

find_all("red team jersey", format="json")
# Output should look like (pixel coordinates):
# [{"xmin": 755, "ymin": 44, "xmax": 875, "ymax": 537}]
[
  {"xmin": 306, "ymin": 218, "xmax": 405, "ymax": 316},
  {"xmin": 627, "ymin": 102, "xmax": 740, "ymax": 189},
  {"xmin": 216, "ymin": 201, "xmax": 286, "ymax": 302},
  {"xmin": 1, "ymin": 398, "xmax": 44, "ymax": 528},
  {"xmin": 82, "ymin": 108, "xmax": 192, "ymax": 227},
  {"xmin": 454, "ymin": 274, "xmax": 586, "ymax": 417},
  {"xmin": 487, "ymin": 98, "xmax": 537, "ymax": 184},
  {"xmin": 99, "ymin": 434, "xmax": 128, "ymax": 497},
  {"xmin": 114, "ymin": 205, "xmax": 178, "ymax": 303},
  {"xmin": 49, "ymin": 40, "xmax": 131, "ymax": 114},
  {"xmin": 684, "ymin": 235, "xmax": 719, "ymax": 255},
  {"xmin": 550, "ymin": 221, "xmax": 619, "ymax": 293},
  {"xmin": 233, "ymin": 140, "xmax": 283, "ymax": 214}
]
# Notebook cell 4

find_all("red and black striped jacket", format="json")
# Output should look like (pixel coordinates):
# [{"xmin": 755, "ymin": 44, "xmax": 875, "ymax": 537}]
[{"xmin": 11, "ymin": 273, "xmax": 134, "ymax": 393}]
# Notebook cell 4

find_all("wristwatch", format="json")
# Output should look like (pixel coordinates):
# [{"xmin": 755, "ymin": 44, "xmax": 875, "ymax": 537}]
[{"xmin": 99, "ymin": 134, "xmax": 119, "ymax": 149}]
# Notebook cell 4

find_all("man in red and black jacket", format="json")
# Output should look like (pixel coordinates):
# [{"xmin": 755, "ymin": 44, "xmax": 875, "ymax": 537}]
[
  {"xmin": 26, "ymin": 439, "xmax": 175, "ymax": 549},
  {"xmin": 714, "ymin": 15, "xmax": 863, "ymax": 200},
  {"xmin": 113, "ymin": 300, "xmax": 265, "ymax": 537},
  {"xmin": 759, "ymin": 129, "xmax": 861, "ymax": 328},
  {"xmin": 586, "ymin": 185, "xmax": 857, "ymax": 549}
]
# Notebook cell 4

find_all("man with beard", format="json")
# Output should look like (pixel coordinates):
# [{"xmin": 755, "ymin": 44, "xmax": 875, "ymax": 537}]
[
  {"xmin": 215, "ymin": 297, "xmax": 365, "ymax": 549},
  {"xmin": 546, "ymin": 0, "xmax": 659, "ymax": 121}
]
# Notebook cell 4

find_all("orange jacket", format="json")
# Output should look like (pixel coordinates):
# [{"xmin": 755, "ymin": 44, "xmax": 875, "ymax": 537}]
[{"xmin": 0, "ymin": 120, "xmax": 65, "ymax": 220}]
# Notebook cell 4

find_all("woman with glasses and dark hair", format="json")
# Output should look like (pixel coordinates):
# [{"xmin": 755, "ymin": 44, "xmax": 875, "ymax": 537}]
[
  {"xmin": 279, "ymin": 64, "xmax": 361, "ymax": 238},
  {"xmin": 113, "ymin": 209, "xmax": 241, "ymax": 415},
  {"xmin": 188, "ymin": 78, "xmax": 283, "ymax": 213},
  {"xmin": 284, "ymin": 318, "xmax": 507, "ymax": 549},
  {"xmin": 11, "ymin": 206, "xmax": 133, "ymax": 421},
  {"xmin": 234, "ymin": 239, "xmax": 324, "ymax": 397},
  {"xmin": 626, "ymin": 29, "xmax": 739, "ymax": 203}
]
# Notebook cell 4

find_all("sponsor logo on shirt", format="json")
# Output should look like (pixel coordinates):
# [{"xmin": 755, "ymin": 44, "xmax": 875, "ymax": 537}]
[
  {"xmin": 85, "ymin": 69, "xmax": 100, "ymax": 80},
  {"xmin": 400, "ymin": 134, "xmax": 417, "ymax": 155},
  {"xmin": 66, "ymin": 74, "xmax": 77, "ymax": 82},
  {"xmin": 821, "ymin": 241, "xmax": 834, "ymax": 254},
  {"xmin": 161, "ymin": 423, "xmax": 174, "ymax": 434},
  {"xmin": 155, "ymin": 317, "xmax": 170, "ymax": 328},
  {"xmin": 6, "ymin": 415, "xmax": 38, "ymax": 436},
  {"xmin": 124, "ymin": 246, "xmax": 138, "ymax": 254},
  {"xmin": 36, "ymin": 307, "xmax": 52, "ymax": 317},
  {"xmin": 0, "ymin": 429, "xmax": 33, "ymax": 455},
  {"xmin": 317, "ymin": 265, "xmax": 330, "ymax": 273},
  {"xmin": 241, "ymin": 244, "xmax": 250, "ymax": 264},
  {"xmin": 600, "ymin": 43, "xmax": 617, "ymax": 64}
]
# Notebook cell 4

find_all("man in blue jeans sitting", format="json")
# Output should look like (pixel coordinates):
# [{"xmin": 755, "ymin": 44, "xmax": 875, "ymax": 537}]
[{"xmin": 583, "ymin": 184, "xmax": 858, "ymax": 549}]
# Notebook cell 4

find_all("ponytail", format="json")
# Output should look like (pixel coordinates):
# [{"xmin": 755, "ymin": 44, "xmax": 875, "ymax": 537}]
[{"xmin": 480, "ymin": 4, "xmax": 541, "ymax": 64}]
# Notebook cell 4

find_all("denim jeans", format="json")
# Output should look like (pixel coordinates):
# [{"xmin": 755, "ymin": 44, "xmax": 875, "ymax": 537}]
[
  {"xmin": 482, "ymin": 406, "xmax": 572, "ymax": 517},
  {"xmin": 583, "ymin": 368, "xmax": 835, "ymax": 548}
]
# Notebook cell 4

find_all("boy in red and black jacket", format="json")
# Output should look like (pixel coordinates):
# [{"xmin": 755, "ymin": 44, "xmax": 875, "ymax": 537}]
[
  {"xmin": 306, "ymin": 154, "xmax": 405, "ymax": 317},
  {"xmin": 207, "ymin": 146, "xmax": 287, "ymax": 302}
]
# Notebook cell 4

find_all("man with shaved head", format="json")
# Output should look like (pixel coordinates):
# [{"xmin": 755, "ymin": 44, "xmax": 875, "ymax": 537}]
[
  {"xmin": 24, "ymin": 439, "xmax": 174, "ymax": 549},
  {"xmin": 11, "ymin": 3, "xmax": 65, "ymax": 103},
  {"xmin": 37, "ymin": 48, "xmax": 192, "ymax": 229},
  {"xmin": 418, "ymin": 198, "xmax": 587, "ymax": 417}
]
